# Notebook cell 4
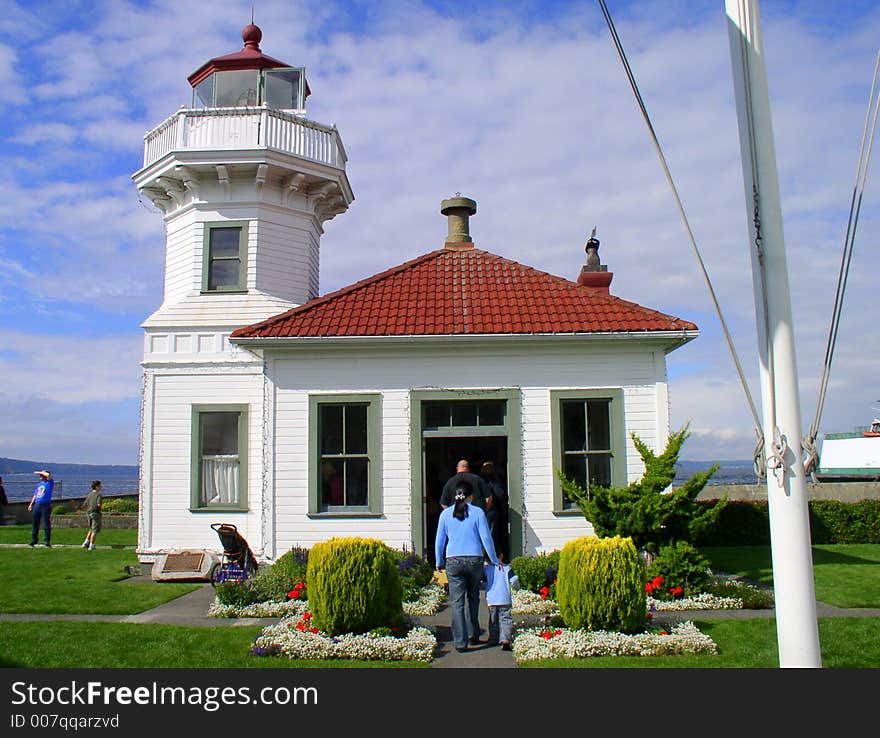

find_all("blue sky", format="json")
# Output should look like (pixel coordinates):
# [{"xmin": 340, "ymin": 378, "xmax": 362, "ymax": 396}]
[{"xmin": 0, "ymin": 0, "xmax": 878, "ymax": 464}]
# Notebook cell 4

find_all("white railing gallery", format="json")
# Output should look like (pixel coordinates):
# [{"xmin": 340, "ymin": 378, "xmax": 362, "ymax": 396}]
[{"xmin": 143, "ymin": 107, "xmax": 348, "ymax": 169}]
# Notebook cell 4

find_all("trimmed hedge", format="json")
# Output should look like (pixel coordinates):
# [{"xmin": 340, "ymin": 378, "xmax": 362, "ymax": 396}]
[
  {"xmin": 556, "ymin": 536, "xmax": 645, "ymax": 634},
  {"xmin": 306, "ymin": 537, "xmax": 403, "ymax": 636},
  {"xmin": 695, "ymin": 499, "xmax": 880, "ymax": 546}
]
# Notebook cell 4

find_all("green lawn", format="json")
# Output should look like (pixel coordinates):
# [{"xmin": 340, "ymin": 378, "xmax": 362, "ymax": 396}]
[
  {"xmin": 0, "ymin": 622, "xmax": 427, "ymax": 668},
  {"xmin": 0, "ymin": 618, "xmax": 875, "ymax": 668},
  {"xmin": 0, "ymin": 524, "xmax": 137, "ymax": 547},
  {"xmin": 0, "ymin": 547, "xmax": 198, "ymax": 614},
  {"xmin": 519, "ymin": 617, "xmax": 880, "ymax": 668},
  {"xmin": 701, "ymin": 544, "xmax": 880, "ymax": 608}
]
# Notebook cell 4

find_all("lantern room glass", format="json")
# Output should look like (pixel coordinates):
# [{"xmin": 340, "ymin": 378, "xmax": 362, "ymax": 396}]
[{"xmin": 192, "ymin": 68, "xmax": 305, "ymax": 110}]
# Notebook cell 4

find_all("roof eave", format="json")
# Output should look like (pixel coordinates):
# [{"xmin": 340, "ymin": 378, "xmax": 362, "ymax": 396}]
[{"xmin": 230, "ymin": 330, "xmax": 700, "ymax": 351}]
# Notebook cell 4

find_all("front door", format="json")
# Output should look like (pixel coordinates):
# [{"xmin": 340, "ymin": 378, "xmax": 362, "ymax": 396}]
[{"xmin": 422, "ymin": 435, "xmax": 508, "ymax": 565}]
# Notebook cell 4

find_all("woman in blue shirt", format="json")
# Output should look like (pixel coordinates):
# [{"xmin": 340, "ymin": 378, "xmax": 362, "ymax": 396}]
[{"xmin": 434, "ymin": 485, "xmax": 499, "ymax": 652}]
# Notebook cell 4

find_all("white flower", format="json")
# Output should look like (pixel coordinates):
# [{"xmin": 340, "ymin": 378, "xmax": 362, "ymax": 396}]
[
  {"xmin": 253, "ymin": 619, "xmax": 437, "ymax": 662},
  {"xmin": 511, "ymin": 589, "xmax": 560, "ymax": 616},
  {"xmin": 402, "ymin": 584, "xmax": 447, "ymax": 617},
  {"xmin": 513, "ymin": 621, "xmax": 718, "ymax": 662}
]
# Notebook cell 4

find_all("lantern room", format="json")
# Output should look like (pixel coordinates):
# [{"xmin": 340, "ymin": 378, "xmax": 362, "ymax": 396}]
[{"xmin": 187, "ymin": 23, "xmax": 311, "ymax": 112}]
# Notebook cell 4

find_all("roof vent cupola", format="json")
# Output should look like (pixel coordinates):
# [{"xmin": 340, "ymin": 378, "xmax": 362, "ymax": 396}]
[
  {"xmin": 441, "ymin": 195, "xmax": 477, "ymax": 250},
  {"xmin": 577, "ymin": 227, "xmax": 614, "ymax": 293}
]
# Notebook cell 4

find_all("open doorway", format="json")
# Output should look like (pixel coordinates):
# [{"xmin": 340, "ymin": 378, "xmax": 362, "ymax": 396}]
[{"xmin": 422, "ymin": 436, "xmax": 507, "ymax": 565}]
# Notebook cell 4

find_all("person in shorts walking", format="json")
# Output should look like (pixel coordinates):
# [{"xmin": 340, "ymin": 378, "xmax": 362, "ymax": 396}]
[{"xmin": 82, "ymin": 480, "xmax": 103, "ymax": 550}]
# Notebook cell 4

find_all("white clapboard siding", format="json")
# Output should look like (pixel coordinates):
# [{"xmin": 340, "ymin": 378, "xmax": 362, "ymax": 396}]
[
  {"xmin": 144, "ymin": 203, "xmax": 325, "ymax": 329},
  {"xmin": 266, "ymin": 341, "xmax": 669, "ymax": 557},
  {"xmin": 143, "ymin": 370, "xmax": 265, "ymax": 556}
]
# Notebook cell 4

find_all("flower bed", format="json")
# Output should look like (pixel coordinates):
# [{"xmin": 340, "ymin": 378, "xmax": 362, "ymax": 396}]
[
  {"xmin": 208, "ymin": 584, "xmax": 446, "ymax": 619},
  {"xmin": 511, "ymin": 589, "xmax": 560, "ymax": 616},
  {"xmin": 513, "ymin": 621, "xmax": 718, "ymax": 662},
  {"xmin": 649, "ymin": 593, "xmax": 742, "ymax": 611},
  {"xmin": 252, "ymin": 613, "xmax": 437, "ymax": 662}
]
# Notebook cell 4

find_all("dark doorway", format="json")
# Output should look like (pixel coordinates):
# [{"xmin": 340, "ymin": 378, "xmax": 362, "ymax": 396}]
[{"xmin": 423, "ymin": 435, "xmax": 507, "ymax": 565}]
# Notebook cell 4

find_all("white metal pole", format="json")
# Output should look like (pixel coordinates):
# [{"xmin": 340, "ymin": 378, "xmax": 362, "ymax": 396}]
[{"xmin": 724, "ymin": 0, "xmax": 822, "ymax": 668}]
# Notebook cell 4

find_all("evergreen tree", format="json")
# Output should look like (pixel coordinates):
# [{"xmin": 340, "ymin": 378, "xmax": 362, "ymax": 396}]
[{"xmin": 558, "ymin": 426, "xmax": 726, "ymax": 554}]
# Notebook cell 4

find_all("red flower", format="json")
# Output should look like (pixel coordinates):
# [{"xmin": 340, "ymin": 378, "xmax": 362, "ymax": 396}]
[
  {"xmin": 647, "ymin": 613, "xmax": 653, "ymax": 620},
  {"xmin": 670, "ymin": 587, "xmax": 684, "ymax": 597},
  {"xmin": 652, "ymin": 576, "xmax": 664, "ymax": 587},
  {"xmin": 295, "ymin": 622, "xmax": 306, "ymax": 631},
  {"xmin": 659, "ymin": 631, "xmax": 669, "ymax": 636},
  {"xmin": 555, "ymin": 629, "xmax": 563, "ymax": 635},
  {"xmin": 539, "ymin": 586, "xmax": 549, "ymax": 600},
  {"xmin": 287, "ymin": 590, "xmax": 298, "ymax": 599},
  {"xmin": 645, "ymin": 583, "xmax": 654, "ymax": 593},
  {"xmin": 541, "ymin": 632, "xmax": 553, "ymax": 639},
  {"xmin": 309, "ymin": 627, "xmax": 319, "ymax": 634}
]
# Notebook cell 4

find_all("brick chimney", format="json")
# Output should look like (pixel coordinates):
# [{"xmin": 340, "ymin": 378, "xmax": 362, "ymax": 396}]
[{"xmin": 577, "ymin": 227, "xmax": 613, "ymax": 293}]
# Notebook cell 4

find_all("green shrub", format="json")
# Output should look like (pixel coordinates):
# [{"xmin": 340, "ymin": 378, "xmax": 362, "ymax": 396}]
[
  {"xmin": 703, "ymin": 575, "xmax": 774, "ymax": 609},
  {"xmin": 559, "ymin": 427, "xmax": 724, "ymax": 553},
  {"xmin": 253, "ymin": 546, "xmax": 310, "ymax": 602},
  {"xmin": 214, "ymin": 579, "xmax": 260, "ymax": 607},
  {"xmin": 694, "ymin": 498, "xmax": 880, "ymax": 546},
  {"xmin": 51, "ymin": 505, "xmax": 68, "ymax": 516},
  {"xmin": 394, "ymin": 548, "xmax": 434, "ymax": 603},
  {"xmin": 556, "ymin": 536, "xmax": 645, "ymax": 634},
  {"xmin": 694, "ymin": 500, "xmax": 770, "ymax": 546},
  {"xmin": 810, "ymin": 500, "xmax": 880, "ymax": 544},
  {"xmin": 306, "ymin": 537, "xmax": 403, "ymax": 636},
  {"xmin": 510, "ymin": 550, "xmax": 561, "ymax": 594},
  {"xmin": 646, "ymin": 541, "xmax": 711, "ymax": 596},
  {"xmin": 101, "ymin": 498, "xmax": 139, "ymax": 514}
]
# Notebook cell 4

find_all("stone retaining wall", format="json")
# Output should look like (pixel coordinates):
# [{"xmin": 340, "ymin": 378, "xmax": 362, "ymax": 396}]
[
  {"xmin": 1, "ymin": 494, "xmax": 139, "ymax": 527},
  {"xmin": 697, "ymin": 482, "xmax": 880, "ymax": 502}
]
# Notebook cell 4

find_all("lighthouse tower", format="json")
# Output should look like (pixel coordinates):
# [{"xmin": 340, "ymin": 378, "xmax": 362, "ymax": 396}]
[{"xmin": 133, "ymin": 24, "xmax": 352, "ymax": 559}]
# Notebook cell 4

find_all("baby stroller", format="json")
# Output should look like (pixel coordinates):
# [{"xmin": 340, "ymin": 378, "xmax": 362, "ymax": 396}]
[{"xmin": 209, "ymin": 523, "xmax": 258, "ymax": 586}]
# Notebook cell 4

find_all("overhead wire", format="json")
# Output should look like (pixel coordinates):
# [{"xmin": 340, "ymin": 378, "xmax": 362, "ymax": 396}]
[
  {"xmin": 596, "ymin": 0, "xmax": 766, "ymax": 476},
  {"xmin": 803, "ymin": 48, "xmax": 880, "ymax": 476}
]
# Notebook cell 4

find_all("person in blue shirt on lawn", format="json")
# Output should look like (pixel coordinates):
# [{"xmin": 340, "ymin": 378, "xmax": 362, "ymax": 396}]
[
  {"xmin": 434, "ymin": 484, "xmax": 499, "ymax": 652},
  {"xmin": 28, "ymin": 470, "xmax": 54, "ymax": 547}
]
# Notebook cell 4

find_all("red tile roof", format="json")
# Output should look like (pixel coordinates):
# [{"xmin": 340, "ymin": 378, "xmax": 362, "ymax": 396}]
[{"xmin": 231, "ymin": 246, "xmax": 697, "ymax": 339}]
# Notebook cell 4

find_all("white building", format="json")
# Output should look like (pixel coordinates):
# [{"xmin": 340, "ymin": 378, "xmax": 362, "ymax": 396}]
[{"xmin": 133, "ymin": 24, "xmax": 698, "ymax": 566}]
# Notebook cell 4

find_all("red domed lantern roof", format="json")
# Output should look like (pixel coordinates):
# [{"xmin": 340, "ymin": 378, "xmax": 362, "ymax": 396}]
[{"xmin": 187, "ymin": 23, "xmax": 311, "ymax": 99}]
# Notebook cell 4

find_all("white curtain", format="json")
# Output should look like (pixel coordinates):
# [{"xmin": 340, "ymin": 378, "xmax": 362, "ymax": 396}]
[{"xmin": 202, "ymin": 455, "xmax": 239, "ymax": 505}]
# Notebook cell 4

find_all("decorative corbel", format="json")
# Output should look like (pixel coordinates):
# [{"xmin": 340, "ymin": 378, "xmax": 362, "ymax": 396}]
[
  {"xmin": 175, "ymin": 165, "xmax": 201, "ymax": 201},
  {"xmin": 156, "ymin": 176, "xmax": 186, "ymax": 208},
  {"xmin": 216, "ymin": 165, "xmax": 231, "ymax": 199},
  {"xmin": 255, "ymin": 163, "xmax": 269, "ymax": 197},
  {"xmin": 139, "ymin": 186, "xmax": 173, "ymax": 214},
  {"xmin": 308, "ymin": 181, "xmax": 337, "ymax": 208},
  {"xmin": 282, "ymin": 172, "xmax": 307, "ymax": 204}
]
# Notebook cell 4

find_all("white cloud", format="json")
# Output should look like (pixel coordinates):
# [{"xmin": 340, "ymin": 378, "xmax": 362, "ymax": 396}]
[
  {"xmin": 0, "ymin": 1, "xmax": 878, "ymax": 464},
  {"xmin": 0, "ymin": 331, "xmax": 142, "ymax": 404}
]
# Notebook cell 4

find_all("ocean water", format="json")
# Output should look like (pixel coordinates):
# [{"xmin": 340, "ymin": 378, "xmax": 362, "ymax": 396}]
[
  {"xmin": 674, "ymin": 459, "xmax": 759, "ymax": 486},
  {"xmin": 2, "ymin": 460, "xmax": 758, "ymax": 502},
  {"xmin": 2, "ymin": 474, "xmax": 140, "ymax": 502}
]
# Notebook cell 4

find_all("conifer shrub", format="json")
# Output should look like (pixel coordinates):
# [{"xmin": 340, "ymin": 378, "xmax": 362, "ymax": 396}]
[
  {"xmin": 556, "ymin": 535, "xmax": 645, "ymax": 633},
  {"xmin": 306, "ymin": 537, "xmax": 403, "ymax": 635}
]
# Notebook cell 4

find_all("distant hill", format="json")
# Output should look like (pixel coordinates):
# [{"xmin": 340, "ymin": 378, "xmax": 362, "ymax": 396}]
[{"xmin": 0, "ymin": 457, "xmax": 138, "ymax": 477}]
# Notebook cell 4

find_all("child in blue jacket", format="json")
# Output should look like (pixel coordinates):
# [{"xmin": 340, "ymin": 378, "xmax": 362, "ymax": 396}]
[{"xmin": 484, "ymin": 560, "xmax": 519, "ymax": 650}]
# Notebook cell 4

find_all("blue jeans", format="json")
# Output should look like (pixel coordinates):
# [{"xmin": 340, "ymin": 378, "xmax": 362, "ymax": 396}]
[
  {"xmin": 488, "ymin": 605, "xmax": 513, "ymax": 643},
  {"xmin": 446, "ymin": 556, "xmax": 484, "ymax": 649},
  {"xmin": 31, "ymin": 502, "xmax": 51, "ymax": 545}
]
